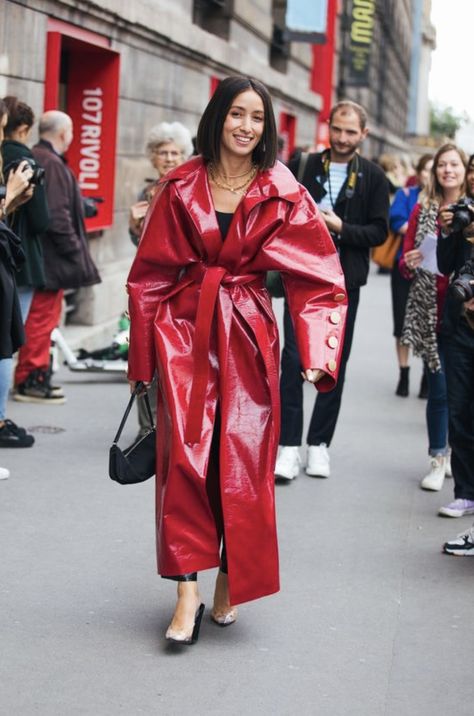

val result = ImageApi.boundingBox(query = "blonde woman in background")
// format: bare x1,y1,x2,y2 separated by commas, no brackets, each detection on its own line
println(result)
399,143,467,496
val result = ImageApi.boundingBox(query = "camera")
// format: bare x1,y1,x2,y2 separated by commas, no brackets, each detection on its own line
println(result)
447,197,474,233
82,195,104,219
3,157,45,186
450,259,474,303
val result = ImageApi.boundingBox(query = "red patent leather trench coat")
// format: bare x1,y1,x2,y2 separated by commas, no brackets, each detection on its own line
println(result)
127,157,347,605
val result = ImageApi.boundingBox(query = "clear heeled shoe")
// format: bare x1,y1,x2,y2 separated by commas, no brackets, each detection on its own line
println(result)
211,569,237,626
210,607,238,627
166,603,205,645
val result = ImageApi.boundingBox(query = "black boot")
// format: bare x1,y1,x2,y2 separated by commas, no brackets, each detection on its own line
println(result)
418,368,428,399
395,366,410,397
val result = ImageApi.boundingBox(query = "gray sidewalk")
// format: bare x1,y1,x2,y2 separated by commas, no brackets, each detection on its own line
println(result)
1,268,473,716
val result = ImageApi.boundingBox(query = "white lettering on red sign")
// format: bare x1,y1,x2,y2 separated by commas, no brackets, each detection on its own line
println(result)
79,88,103,190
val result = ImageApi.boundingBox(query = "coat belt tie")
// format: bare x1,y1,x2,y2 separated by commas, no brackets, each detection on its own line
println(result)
184,264,267,445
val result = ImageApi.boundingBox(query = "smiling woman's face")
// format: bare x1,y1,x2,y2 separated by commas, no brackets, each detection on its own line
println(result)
435,149,466,194
220,90,264,162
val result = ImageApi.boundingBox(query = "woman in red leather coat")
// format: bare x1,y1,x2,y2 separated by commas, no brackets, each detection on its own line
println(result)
127,76,347,645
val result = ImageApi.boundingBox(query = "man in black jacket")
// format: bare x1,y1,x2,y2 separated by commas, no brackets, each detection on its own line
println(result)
275,100,389,481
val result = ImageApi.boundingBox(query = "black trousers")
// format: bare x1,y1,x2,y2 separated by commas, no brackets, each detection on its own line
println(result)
279,287,360,447
444,318,474,500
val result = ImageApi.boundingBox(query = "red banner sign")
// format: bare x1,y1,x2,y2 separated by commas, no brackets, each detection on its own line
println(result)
44,25,119,231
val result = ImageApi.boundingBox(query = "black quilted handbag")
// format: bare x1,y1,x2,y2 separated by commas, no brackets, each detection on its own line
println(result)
109,383,156,485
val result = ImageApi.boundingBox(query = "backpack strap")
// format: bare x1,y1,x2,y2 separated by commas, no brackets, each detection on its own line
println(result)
297,152,309,183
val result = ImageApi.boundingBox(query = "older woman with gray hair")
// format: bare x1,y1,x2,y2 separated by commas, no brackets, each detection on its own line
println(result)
129,121,193,242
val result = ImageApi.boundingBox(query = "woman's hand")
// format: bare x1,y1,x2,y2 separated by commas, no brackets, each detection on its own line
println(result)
438,207,454,234
404,248,423,271
128,380,152,395
301,369,325,384
129,200,149,235
4,160,34,213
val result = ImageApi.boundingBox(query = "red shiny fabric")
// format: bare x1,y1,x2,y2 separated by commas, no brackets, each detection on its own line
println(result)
127,157,347,605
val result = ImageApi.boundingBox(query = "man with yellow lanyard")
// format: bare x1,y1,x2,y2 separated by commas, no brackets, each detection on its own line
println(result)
275,100,390,481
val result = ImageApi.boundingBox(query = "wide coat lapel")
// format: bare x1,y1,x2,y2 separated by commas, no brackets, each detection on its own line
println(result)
167,158,223,263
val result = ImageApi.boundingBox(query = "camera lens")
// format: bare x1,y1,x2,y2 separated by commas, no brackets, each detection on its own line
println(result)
450,275,474,302
451,210,471,233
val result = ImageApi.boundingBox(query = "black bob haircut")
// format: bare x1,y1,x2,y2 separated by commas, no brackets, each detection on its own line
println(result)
196,76,277,170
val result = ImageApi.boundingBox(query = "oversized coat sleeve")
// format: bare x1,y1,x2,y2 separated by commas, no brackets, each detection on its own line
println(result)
258,187,348,392
126,181,196,382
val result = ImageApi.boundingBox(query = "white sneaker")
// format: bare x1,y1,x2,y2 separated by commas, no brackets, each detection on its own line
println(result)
0,466,10,480
306,444,330,478
275,446,301,481
445,451,452,478
420,455,446,491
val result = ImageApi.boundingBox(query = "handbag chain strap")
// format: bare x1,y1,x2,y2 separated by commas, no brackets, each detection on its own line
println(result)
112,382,155,445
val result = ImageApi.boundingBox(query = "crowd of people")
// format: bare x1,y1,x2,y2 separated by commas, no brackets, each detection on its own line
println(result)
1,78,474,646
0,98,100,463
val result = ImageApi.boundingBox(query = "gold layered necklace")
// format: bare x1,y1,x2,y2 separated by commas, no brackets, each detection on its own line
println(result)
209,163,257,195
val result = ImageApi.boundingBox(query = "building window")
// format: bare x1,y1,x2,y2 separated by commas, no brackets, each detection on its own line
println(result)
193,0,233,40
270,0,289,73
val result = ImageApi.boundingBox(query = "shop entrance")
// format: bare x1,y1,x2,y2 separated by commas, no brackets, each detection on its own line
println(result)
44,19,120,232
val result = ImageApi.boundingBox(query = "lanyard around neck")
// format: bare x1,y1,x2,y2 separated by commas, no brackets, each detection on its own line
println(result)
322,150,359,205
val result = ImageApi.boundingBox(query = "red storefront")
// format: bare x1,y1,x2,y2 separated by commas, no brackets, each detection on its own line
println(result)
44,19,120,231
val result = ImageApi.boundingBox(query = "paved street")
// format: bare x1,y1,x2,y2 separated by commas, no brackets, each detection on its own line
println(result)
1,268,473,716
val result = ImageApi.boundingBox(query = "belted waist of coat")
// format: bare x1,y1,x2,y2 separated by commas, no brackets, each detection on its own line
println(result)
183,264,274,445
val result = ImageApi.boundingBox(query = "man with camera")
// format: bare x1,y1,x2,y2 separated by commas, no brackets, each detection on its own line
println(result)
275,100,389,481
13,111,100,404
436,199,474,540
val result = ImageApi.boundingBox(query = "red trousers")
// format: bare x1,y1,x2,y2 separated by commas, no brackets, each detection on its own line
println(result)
15,289,63,385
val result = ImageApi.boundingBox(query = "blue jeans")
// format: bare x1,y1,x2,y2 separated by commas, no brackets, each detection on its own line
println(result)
0,358,13,420
17,286,34,322
425,338,448,456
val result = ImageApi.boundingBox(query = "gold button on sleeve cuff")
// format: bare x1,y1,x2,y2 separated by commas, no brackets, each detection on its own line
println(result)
328,336,338,349
334,293,345,302
327,359,337,372
329,311,341,324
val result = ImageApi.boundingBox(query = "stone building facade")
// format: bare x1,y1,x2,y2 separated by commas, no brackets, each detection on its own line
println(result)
0,0,433,334
0,0,324,334
336,0,433,157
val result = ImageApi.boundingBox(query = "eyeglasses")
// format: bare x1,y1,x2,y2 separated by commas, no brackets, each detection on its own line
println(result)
154,150,182,158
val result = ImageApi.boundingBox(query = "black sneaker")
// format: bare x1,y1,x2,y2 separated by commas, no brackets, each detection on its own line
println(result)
0,421,35,448
39,368,65,397
13,369,66,405
3,419,27,437
443,526,474,556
